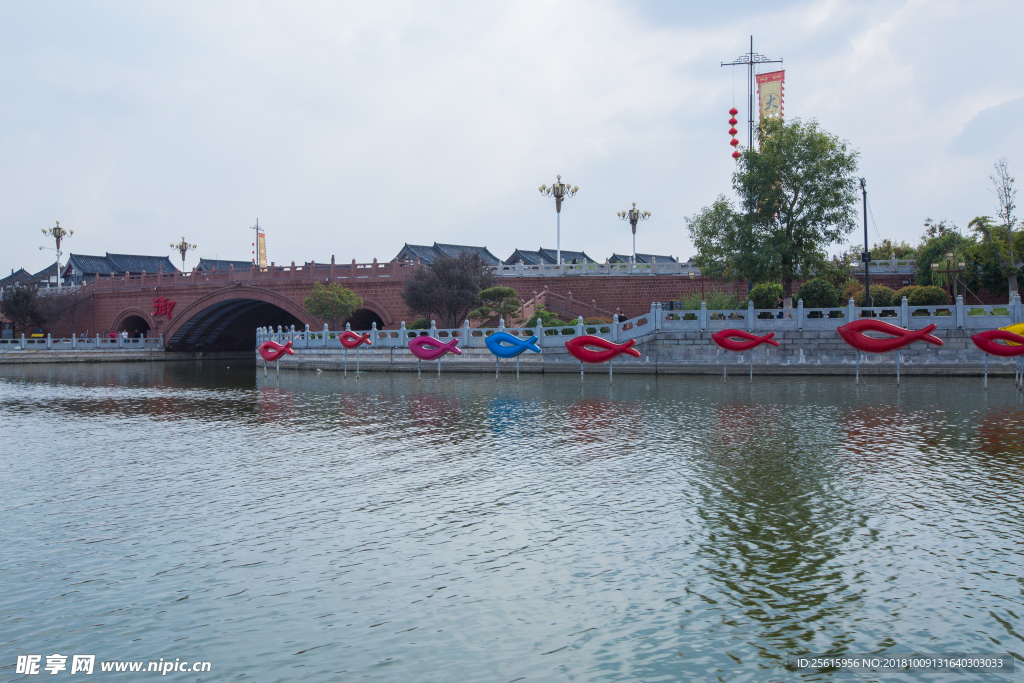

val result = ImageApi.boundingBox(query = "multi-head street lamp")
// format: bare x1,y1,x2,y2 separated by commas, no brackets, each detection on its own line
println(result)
617,203,651,264
538,175,579,266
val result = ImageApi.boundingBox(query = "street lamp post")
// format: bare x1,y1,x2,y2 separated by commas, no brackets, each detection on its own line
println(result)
931,252,966,304
538,175,578,266
617,203,651,264
40,221,73,290
171,237,198,272
688,270,705,301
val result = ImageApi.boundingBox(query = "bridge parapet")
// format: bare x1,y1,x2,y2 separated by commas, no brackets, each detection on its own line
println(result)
82,258,711,291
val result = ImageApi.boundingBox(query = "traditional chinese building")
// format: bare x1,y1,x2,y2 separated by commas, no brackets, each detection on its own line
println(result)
607,253,680,264
505,247,596,265
394,243,503,266
196,258,253,272
62,253,179,285
0,268,33,291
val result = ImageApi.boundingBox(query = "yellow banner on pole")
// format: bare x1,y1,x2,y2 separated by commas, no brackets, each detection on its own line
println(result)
756,70,784,120
256,232,267,269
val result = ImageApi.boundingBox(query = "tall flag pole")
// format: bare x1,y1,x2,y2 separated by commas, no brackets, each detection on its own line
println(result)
251,219,267,269
721,36,783,150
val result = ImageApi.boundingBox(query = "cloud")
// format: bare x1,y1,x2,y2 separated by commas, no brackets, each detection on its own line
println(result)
1,0,1023,274
950,96,1024,158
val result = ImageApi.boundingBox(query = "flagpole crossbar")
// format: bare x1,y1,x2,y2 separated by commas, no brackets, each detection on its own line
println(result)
720,36,783,150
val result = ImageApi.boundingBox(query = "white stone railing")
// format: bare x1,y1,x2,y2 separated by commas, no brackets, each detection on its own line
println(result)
259,294,1022,351
493,260,692,277
0,334,163,351
658,295,1021,332
258,308,657,351
851,257,916,274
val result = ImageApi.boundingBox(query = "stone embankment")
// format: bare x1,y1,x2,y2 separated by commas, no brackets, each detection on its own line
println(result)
259,329,1019,377
257,295,1024,377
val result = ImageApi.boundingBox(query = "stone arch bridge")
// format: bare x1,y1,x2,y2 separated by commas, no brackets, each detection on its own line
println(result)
62,259,906,351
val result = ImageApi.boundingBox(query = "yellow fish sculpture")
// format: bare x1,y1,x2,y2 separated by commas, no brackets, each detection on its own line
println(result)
1000,322,1024,346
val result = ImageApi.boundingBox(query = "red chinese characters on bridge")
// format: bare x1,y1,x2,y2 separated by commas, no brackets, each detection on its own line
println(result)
152,297,176,319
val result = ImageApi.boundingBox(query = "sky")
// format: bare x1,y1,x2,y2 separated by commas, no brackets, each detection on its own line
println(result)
2,0,1022,276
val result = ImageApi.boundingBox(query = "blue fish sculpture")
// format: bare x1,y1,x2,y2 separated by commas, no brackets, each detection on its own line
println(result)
485,332,542,358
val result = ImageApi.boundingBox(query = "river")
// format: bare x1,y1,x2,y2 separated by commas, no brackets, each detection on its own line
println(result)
1,362,1021,681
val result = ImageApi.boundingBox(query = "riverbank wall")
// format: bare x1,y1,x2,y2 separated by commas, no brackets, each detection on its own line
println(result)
0,350,251,364
257,329,1021,377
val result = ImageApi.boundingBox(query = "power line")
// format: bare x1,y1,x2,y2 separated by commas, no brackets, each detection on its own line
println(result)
866,196,883,246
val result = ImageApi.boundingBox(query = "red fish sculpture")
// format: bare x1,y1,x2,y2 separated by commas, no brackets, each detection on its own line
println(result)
339,331,373,349
837,319,943,353
970,329,1024,357
565,336,641,364
259,340,294,362
711,329,780,352
408,336,461,361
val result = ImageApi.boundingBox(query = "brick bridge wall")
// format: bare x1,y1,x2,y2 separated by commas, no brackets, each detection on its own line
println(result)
55,264,927,338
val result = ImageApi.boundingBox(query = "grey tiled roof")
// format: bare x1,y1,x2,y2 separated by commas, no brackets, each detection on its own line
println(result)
432,243,502,265
608,253,678,264
26,262,59,284
396,243,502,266
64,253,179,276
197,258,252,271
0,268,31,287
396,243,441,264
506,248,595,265
106,253,178,274
64,254,116,275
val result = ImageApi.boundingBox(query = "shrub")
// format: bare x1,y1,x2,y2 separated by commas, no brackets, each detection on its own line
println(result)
674,292,703,310
705,291,743,310
797,278,839,308
892,286,919,303
907,285,948,306
750,282,783,310
408,318,429,330
525,309,568,328
854,285,895,307
840,280,863,305
584,317,612,325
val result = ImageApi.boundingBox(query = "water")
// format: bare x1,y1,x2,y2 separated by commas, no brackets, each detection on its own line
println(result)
1,362,1022,682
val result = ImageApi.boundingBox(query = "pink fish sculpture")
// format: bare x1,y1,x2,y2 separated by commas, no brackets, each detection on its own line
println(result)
259,340,294,362
408,336,461,361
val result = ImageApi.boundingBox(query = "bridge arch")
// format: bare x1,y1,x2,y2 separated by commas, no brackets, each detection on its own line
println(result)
163,286,317,351
112,308,156,337
348,297,393,329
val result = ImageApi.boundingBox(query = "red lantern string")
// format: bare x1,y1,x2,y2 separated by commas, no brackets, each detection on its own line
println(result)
728,107,740,159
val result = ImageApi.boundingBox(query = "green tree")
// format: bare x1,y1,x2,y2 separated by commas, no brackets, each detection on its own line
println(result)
468,286,522,324
687,118,860,305
808,252,857,293
685,197,772,284
974,160,1022,296
303,282,363,330
916,230,968,288
922,217,959,239
401,251,495,328
870,238,917,259
1,286,44,335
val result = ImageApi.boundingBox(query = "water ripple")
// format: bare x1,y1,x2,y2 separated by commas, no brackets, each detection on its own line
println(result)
0,363,1021,682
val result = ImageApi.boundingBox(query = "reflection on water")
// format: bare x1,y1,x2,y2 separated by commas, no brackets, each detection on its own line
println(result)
0,361,1022,682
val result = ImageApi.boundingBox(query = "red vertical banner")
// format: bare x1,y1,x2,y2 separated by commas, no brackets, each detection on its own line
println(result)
756,70,785,121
